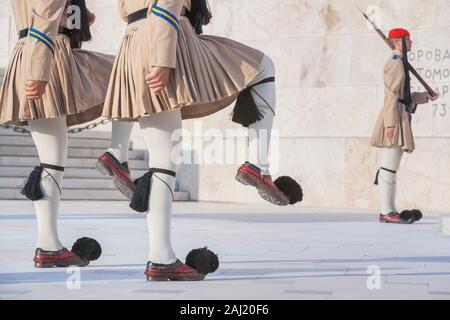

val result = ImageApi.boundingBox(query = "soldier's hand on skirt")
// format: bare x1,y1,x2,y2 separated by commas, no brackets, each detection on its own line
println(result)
25,81,47,100
145,67,171,94
428,92,439,101
386,126,395,139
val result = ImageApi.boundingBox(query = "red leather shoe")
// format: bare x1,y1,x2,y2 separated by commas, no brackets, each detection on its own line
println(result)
236,162,289,206
96,152,135,199
34,248,89,268
144,260,205,281
257,176,290,206
379,212,407,224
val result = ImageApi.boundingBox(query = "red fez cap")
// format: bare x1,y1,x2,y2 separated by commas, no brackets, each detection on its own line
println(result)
388,28,410,39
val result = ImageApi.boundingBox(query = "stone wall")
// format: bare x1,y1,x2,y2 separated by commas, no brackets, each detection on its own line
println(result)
1,0,449,211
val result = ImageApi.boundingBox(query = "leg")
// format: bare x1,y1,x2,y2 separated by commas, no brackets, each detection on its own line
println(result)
138,110,181,265
390,151,403,213
106,121,134,163
235,55,303,206
377,147,403,222
97,121,135,198
247,55,276,176
27,117,101,267
28,117,68,251
134,110,204,281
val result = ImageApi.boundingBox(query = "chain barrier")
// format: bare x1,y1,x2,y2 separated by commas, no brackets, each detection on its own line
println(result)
0,119,111,135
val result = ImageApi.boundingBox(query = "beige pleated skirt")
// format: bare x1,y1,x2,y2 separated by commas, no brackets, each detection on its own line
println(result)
103,16,265,121
370,105,415,153
0,34,115,127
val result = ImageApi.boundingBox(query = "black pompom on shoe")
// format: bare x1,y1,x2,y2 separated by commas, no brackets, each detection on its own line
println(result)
400,210,423,224
185,247,219,275
71,237,102,262
410,209,423,223
399,210,413,223
274,176,303,205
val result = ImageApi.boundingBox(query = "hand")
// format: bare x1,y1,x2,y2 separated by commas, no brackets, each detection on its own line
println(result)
25,81,47,100
145,67,171,94
386,126,395,139
428,93,439,101
88,10,96,26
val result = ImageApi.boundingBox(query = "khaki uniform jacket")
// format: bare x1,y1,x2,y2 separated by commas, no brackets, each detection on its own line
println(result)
0,0,115,126
370,51,429,153
14,0,66,82
118,0,188,69
103,0,264,121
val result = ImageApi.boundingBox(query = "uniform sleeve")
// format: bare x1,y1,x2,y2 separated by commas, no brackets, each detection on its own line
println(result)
411,92,429,105
383,60,404,128
149,0,183,68
118,0,128,22
26,0,66,82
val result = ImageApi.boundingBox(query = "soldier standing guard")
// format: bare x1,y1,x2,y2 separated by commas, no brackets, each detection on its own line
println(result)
371,28,439,224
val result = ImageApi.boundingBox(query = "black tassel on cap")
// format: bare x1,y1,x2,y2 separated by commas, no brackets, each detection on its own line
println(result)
130,169,177,213
274,176,303,205
21,165,45,201
231,77,275,128
185,247,219,275
72,237,102,261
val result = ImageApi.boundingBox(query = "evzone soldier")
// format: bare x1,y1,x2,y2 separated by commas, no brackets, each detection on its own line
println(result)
371,28,439,224
98,0,303,281
0,0,112,267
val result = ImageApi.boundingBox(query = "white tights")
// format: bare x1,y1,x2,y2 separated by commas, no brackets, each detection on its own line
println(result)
106,121,134,163
378,147,403,215
247,55,276,176
138,110,182,264
28,117,68,251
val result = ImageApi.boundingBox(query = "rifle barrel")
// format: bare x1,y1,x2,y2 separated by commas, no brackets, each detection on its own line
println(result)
354,2,437,96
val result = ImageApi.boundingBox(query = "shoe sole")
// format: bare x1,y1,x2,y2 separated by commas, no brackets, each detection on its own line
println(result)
96,159,135,199
236,170,289,206
34,261,89,268
257,189,289,206
379,219,410,225
145,274,205,281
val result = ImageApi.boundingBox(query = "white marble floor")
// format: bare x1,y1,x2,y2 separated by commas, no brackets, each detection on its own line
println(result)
0,201,449,300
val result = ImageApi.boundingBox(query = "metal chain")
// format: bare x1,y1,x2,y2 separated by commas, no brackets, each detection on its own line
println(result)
0,124,30,134
0,119,111,135
67,119,111,134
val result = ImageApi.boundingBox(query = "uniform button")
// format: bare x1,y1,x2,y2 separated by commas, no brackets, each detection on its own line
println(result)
131,27,138,31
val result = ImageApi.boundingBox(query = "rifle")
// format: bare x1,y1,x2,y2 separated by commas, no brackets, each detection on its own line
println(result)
352,1,437,97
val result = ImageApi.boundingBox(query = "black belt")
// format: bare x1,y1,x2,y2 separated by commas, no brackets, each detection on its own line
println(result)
127,7,186,25
18,27,72,39
128,8,149,25
18,28,28,39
